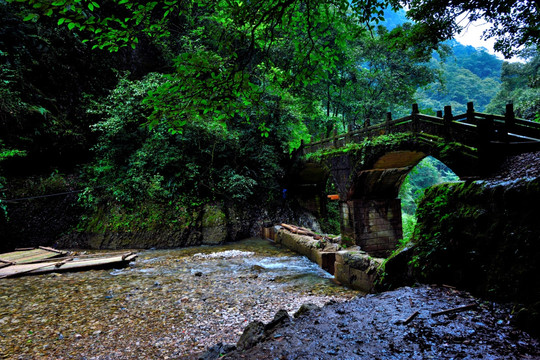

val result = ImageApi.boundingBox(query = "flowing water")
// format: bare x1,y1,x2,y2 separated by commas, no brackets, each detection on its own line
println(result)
0,238,360,359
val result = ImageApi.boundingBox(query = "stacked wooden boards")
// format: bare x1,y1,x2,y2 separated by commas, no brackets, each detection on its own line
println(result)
0,247,137,279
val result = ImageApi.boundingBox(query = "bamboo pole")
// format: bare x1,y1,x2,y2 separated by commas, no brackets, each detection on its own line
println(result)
431,303,477,317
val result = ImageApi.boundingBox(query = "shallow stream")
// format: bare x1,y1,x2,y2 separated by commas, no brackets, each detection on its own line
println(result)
0,238,360,359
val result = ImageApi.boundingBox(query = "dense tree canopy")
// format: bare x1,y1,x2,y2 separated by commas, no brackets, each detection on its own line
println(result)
416,41,503,114
5,0,397,131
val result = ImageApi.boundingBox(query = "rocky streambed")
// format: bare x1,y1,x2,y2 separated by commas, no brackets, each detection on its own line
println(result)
0,238,359,359
2,237,539,360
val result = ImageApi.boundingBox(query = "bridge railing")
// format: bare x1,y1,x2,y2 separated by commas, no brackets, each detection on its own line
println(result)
300,102,540,156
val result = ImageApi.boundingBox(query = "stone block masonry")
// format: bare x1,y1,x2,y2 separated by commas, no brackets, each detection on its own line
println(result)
341,198,402,257
274,230,336,275
334,250,383,293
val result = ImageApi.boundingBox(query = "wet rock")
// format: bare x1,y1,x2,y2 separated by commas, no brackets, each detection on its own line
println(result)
411,176,540,335
295,212,322,233
265,309,290,330
198,342,236,360
223,285,540,359
201,204,227,245
236,321,266,351
237,310,291,351
251,264,265,272
293,303,320,318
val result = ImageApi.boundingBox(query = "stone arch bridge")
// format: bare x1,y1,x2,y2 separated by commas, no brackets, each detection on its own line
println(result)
289,103,540,257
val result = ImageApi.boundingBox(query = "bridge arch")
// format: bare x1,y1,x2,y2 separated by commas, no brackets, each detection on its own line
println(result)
292,137,471,256
329,137,473,256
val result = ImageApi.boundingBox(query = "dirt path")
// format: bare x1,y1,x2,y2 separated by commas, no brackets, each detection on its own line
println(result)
199,285,539,359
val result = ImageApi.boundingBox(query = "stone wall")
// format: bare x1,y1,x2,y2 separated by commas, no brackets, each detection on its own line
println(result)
274,230,336,275
334,250,383,292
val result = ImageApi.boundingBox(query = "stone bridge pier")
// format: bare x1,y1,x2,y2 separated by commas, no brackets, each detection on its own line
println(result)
340,198,402,257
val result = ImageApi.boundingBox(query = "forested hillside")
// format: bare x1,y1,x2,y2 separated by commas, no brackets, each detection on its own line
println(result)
383,7,504,115
416,40,503,114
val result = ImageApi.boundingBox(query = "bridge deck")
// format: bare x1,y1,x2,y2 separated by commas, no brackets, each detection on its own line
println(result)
301,103,540,157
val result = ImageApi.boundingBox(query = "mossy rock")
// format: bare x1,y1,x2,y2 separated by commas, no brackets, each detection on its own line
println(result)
410,178,540,307
201,203,227,245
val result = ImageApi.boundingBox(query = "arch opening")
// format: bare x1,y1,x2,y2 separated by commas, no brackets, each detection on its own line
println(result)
319,175,341,235
398,156,459,241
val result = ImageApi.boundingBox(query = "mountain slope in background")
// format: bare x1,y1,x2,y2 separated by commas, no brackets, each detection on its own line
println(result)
382,8,503,114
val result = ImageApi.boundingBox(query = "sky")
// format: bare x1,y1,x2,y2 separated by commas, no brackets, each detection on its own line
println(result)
454,19,523,62
455,20,494,52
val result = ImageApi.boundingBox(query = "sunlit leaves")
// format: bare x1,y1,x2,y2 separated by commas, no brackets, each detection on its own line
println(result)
7,0,179,52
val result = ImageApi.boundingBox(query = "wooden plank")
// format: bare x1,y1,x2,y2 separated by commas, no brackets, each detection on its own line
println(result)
431,303,477,317
38,246,66,254
0,248,67,264
0,253,137,279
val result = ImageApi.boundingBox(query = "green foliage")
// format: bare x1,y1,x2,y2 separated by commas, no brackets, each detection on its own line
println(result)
408,179,540,310
0,1,133,173
415,41,502,114
407,184,454,276
7,0,399,134
486,49,540,121
401,212,416,243
2,0,492,238
398,156,458,242
80,73,291,230
319,178,340,234
306,133,416,161
399,156,459,215
306,20,439,134
0,147,26,162
0,140,27,217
